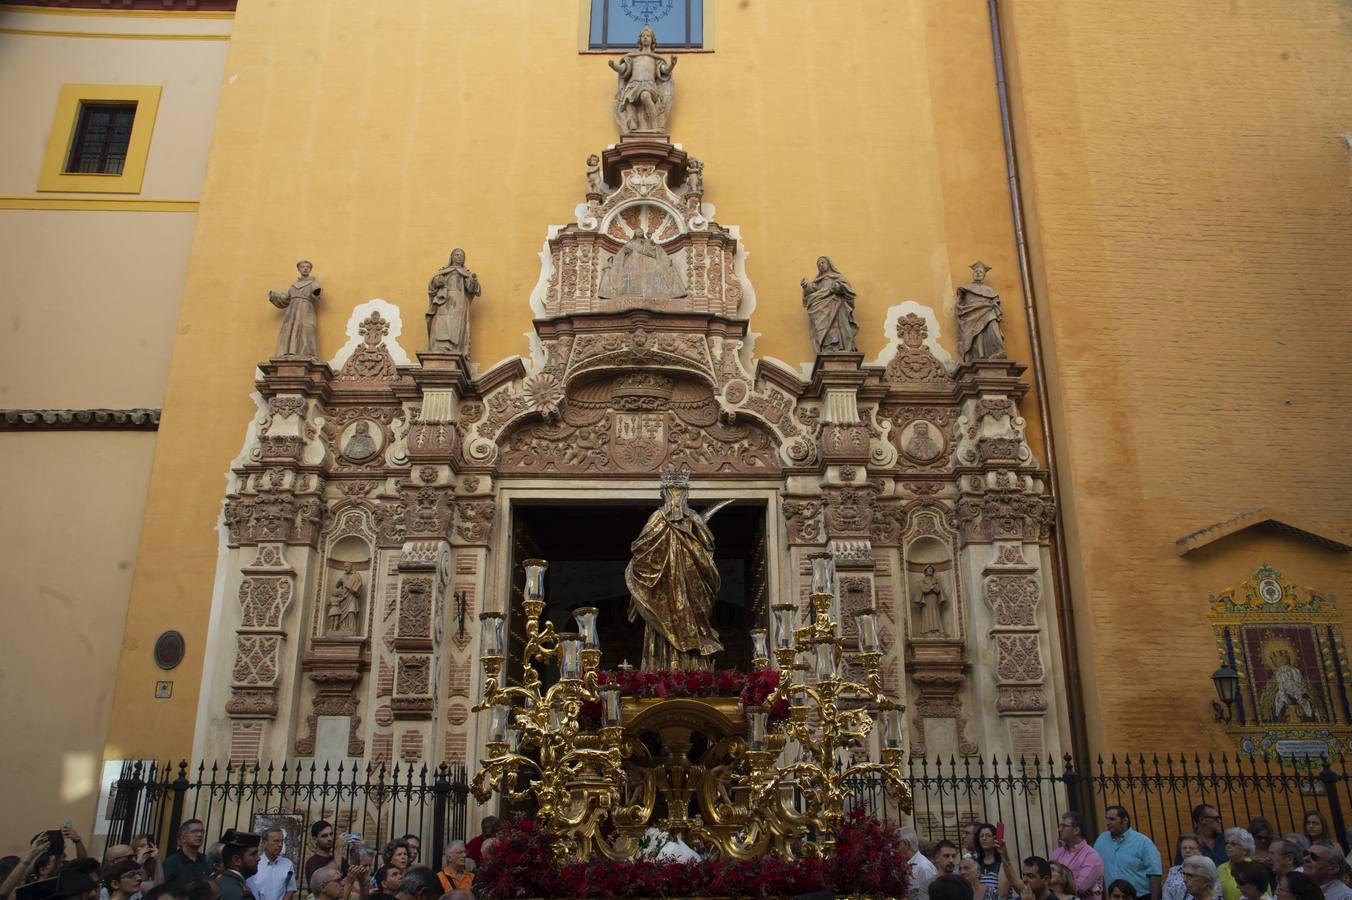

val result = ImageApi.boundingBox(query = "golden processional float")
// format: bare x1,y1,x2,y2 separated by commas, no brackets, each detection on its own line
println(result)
470,552,912,862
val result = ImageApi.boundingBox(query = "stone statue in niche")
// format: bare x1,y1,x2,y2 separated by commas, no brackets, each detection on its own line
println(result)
426,248,481,354
609,26,676,137
625,472,732,671
267,259,321,359
912,565,948,637
326,562,364,635
586,154,604,194
597,229,687,300
955,260,1007,363
801,256,859,353
904,421,942,462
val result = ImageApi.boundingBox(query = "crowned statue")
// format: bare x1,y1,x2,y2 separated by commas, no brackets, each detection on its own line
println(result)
625,472,731,671
609,26,677,137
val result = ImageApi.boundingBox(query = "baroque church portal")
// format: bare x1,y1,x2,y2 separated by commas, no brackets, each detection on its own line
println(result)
201,28,1066,800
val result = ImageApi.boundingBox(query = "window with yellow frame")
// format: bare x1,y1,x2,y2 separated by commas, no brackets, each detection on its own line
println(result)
38,84,161,194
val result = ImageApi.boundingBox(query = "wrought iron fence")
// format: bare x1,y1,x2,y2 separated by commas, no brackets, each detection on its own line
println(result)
108,752,1351,870
108,760,470,869
846,752,1352,861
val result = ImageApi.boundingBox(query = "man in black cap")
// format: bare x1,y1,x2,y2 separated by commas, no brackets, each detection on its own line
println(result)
213,831,260,900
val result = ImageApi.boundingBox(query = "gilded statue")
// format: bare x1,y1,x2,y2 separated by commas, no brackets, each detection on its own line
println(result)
609,26,676,137
801,256,859,353
955,260,1007,363
913,565,947,637
267,259,321,359
625,474,731,671
327,562,364,635
597,229,687,300
426,248,481,354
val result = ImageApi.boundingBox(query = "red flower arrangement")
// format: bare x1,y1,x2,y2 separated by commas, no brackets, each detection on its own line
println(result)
475,812,906,898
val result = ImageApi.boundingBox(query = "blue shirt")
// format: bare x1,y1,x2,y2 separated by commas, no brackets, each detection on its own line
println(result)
1094,827,1163,896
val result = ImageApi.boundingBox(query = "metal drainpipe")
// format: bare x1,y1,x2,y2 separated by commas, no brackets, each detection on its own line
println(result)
985,0,1093,773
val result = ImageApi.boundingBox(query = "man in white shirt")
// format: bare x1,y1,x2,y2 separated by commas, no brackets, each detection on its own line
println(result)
245,828,297,900
1303,842,1352,900
899,826,939,900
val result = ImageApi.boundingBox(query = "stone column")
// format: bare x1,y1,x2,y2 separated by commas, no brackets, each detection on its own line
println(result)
953,359,1059,761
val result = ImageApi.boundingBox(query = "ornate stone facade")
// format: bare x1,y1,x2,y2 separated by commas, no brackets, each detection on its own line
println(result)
198,113,1065,772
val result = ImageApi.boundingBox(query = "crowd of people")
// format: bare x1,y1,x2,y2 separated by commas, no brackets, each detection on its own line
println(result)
2,807,1349,900
0,817,504,900
899,807,1352,900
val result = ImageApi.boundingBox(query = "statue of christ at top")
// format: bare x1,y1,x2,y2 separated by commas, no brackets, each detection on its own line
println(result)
625,472,731,671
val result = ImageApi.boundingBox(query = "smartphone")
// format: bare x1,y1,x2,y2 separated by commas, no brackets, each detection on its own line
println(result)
46,830,65,858
995,821,1005,844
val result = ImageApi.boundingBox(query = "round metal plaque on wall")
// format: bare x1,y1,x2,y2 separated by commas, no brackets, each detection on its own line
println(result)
154,630,185,670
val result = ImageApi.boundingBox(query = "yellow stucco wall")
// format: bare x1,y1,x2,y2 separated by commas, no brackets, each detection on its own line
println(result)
0,9,229,849
103,0,1041,759
0,432,157,855
1002,0,1352,751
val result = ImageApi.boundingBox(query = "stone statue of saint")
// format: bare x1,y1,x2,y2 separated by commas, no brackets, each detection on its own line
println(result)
426,248,481,354
801,256,859,353
625,476,732,671
609,26,677,137
955,260,1007,363
586,154,604,194
267,259,321,359
597,229,687,300
904,421,941,462
913,565,947,637
342,420,378,462
327,562,364,635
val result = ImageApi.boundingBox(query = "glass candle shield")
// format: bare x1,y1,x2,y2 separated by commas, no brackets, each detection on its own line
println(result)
808,552,835,596
771,605,796,650
881,708,904,748
559,633,584,680
814,640,837,681
573,607,600,649
489,703,511,742
854,612,879,652
750,628,769,662
479,613,505,657
523,559,548,602
601,686,622,726
747,707,769,751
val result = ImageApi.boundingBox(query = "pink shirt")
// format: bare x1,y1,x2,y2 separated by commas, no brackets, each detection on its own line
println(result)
1053,839,1105,900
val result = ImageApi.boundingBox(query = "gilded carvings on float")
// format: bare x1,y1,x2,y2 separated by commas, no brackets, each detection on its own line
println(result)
1207,563,1352,758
